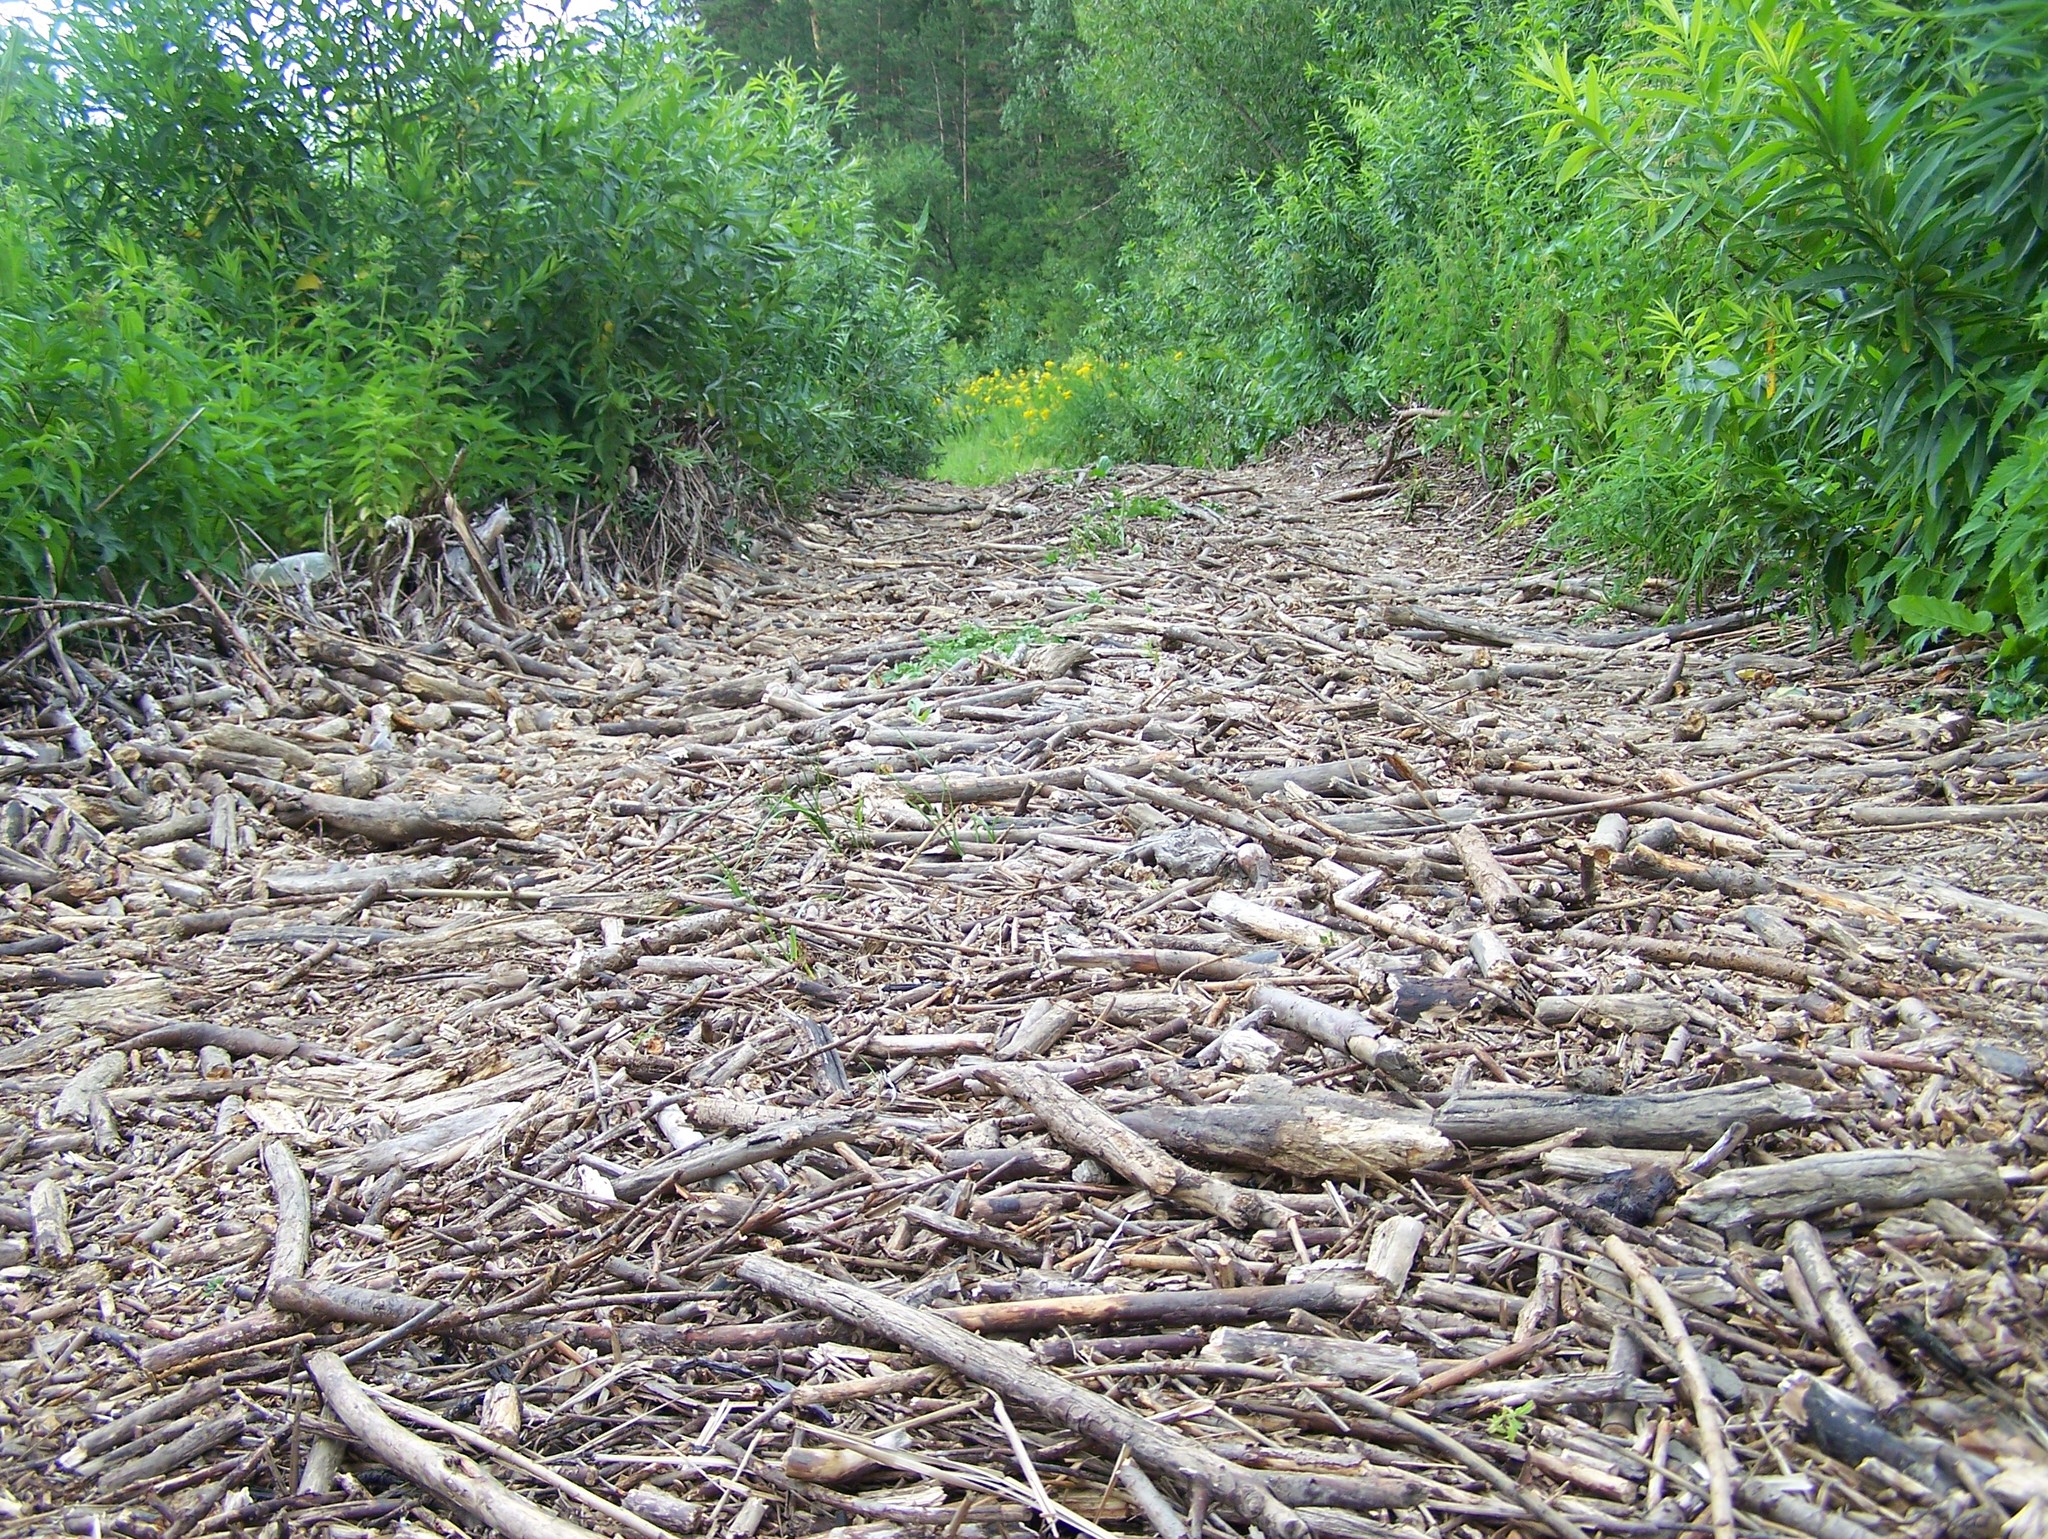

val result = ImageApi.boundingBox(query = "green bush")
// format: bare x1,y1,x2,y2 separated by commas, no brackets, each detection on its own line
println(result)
1063,0,2048,688
0,0,947,598
1524,0,2048,654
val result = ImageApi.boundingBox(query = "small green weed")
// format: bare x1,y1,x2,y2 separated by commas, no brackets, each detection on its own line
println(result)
760,787,842,852
1486,1403,1532,1442
885,622,1048,681
1046,491,1183,562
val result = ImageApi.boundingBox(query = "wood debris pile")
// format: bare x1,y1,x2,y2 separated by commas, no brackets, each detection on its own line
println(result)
3,422,2047,1539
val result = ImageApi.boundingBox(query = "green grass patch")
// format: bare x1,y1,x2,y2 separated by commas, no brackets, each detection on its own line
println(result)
931,421,1061,485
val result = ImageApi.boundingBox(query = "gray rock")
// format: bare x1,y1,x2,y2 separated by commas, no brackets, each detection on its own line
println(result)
1145,823,1234,878
1973,1042,2037,1081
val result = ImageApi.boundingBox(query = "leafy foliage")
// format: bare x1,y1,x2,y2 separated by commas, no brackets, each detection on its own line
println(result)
885,621,1049,680
697,0,1133,359
0,0,947,597
1022,0,2048,688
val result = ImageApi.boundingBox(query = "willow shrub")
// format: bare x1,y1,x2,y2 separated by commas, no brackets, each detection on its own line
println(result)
0,0,946,597
1077,0,2047,693
1523,0,2048,689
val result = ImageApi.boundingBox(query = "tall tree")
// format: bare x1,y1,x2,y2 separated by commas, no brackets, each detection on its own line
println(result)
697,0,1133,354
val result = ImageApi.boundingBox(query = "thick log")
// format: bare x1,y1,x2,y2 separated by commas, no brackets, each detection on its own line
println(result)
1449,824,1525,918
736,1254,1311,1539
1436,1076,1815,1149
1677,1146,2005,1226
108,1019,354,1065
262,1142,311,1298
1117,1100,1450,1180
241,776,521,845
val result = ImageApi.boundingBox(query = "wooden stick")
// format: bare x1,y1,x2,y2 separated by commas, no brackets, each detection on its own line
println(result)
1088,766,1326,861
979,1061,1278,1228
1677,1146,2005,1226
1323,1387,1593,1539
736,1255,1310,1539
1245,985,1433,1088
361,1379,670,1539
1551,926,1823,988
939,1283,1376,1335
1437,1076,1814,1149
308,1351,602,1539
1846,800,2048,827
1390,1326,1562,1407
1783,1222,1909,1418
1449,823,1525,918
612,1113,866,1201
1602,1236,1735,1539
141,1308,297,1378
262,1141,310,1298
240,775,518,845
1117,1099,1450,1180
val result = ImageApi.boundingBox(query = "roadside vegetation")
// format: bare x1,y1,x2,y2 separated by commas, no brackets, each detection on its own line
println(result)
4,0,2044,701
0,0,945,598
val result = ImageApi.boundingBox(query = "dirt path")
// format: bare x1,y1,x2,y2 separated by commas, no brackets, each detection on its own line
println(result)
5,424,2047,1537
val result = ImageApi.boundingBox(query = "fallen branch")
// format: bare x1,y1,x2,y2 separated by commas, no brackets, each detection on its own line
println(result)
735,1254,1311,1539
980,1060,1280,1228
240,776,523,845
1783,1221,1909,1417
939,1282,1380,1335
1602,1236,1735,1539
307,1350,602,1539
1677,1145,2005,1226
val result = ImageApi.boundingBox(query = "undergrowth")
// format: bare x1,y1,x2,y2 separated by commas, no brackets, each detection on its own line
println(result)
883,622,1049,681
1021,0,2048,700
0,0,946,599
1046,491,1184,561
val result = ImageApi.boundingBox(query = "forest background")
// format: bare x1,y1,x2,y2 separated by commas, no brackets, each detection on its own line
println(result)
1,0,2045,700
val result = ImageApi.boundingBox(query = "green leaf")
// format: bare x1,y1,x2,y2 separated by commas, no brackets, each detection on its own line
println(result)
1888,593,1995,635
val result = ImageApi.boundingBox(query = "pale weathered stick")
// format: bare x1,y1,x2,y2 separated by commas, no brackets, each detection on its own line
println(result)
308,1350,602,1539
1783,1221,1908,1418
262,1141,310,1298
612,1113,866,1202
1677,1146,2004,1226
1449,823,1525,918
240,775,519,844
1245,984,1434,1087
1603,1236,1735,1539
979,1061,1278,1228
360,1379,670,1539
735,1254,1310,1539
1118,1099,1449,1180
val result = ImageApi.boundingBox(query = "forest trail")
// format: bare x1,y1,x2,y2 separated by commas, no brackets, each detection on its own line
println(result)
5,423,2048,1538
